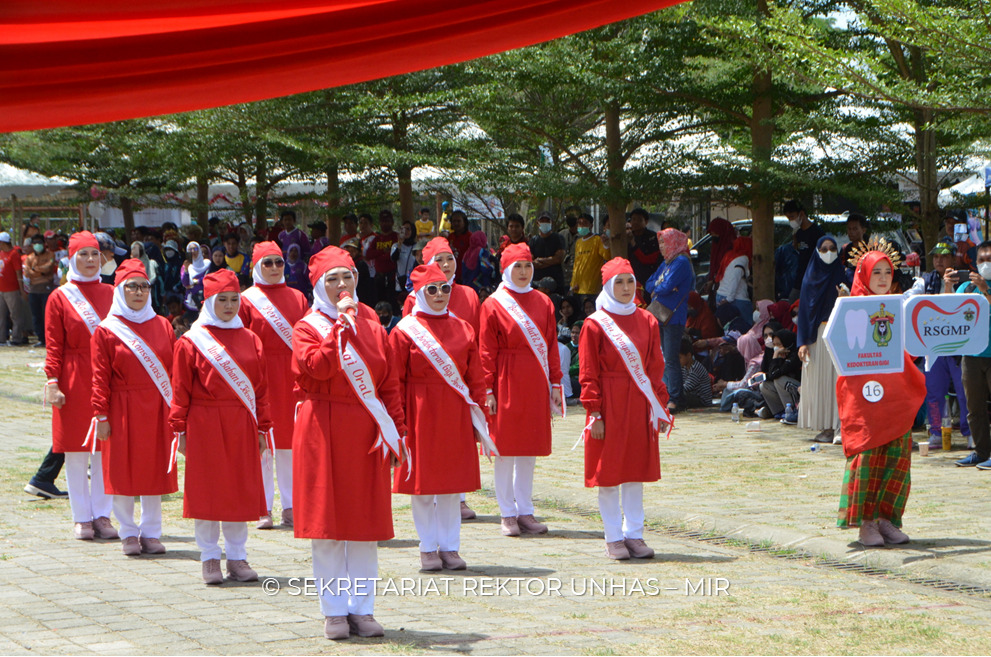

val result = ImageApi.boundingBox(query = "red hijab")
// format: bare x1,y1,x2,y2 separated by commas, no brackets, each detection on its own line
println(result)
686,291,722,339
707,218,737,282
837,250,925,457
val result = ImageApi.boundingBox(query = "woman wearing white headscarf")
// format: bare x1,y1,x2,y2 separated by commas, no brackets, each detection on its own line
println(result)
180,241,209,311
579,258,670,560
91,259,177,556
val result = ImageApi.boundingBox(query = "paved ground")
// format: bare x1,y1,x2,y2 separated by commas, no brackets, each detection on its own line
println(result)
2,344,991,654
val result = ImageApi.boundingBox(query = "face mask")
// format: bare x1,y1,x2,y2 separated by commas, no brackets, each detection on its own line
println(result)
789,219,801,230
765,336,774,349
33,243,44,254
603,229,611,239
752,310,761,323
979,262,991,280
538,222,552,234
101,259,116,276
576,227,590,237
165,249,176,259
818,249,838,265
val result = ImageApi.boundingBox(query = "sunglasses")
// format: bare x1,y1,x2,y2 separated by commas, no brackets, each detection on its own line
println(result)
261,259,285,268
123,282,151,292
425,283,452,296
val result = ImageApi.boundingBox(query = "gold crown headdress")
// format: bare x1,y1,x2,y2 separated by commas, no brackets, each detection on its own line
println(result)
847,235,903,269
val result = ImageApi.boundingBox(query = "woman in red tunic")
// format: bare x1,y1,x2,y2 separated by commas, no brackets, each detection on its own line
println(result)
390,263,491,572
479,243,563,537
836,243,926,546
45,231,115,541
238,241,310,530
402,236,483,520
579,258,671,560
291,246,406,640
91,260,178,556
169,269,272,585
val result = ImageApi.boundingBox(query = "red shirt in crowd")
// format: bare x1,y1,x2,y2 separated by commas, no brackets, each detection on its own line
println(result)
0,247,23,293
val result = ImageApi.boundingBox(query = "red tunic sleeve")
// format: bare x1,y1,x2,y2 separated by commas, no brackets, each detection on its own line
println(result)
478,300,500,392
292,319,342,381
168,338,195,434
90,326,113,418
463,327,487,408
578,319,604,414
387,326,412,403
44,291,66,381
251,332,273,433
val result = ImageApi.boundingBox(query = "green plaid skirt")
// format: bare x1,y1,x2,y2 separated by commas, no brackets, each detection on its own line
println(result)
837,432,912,528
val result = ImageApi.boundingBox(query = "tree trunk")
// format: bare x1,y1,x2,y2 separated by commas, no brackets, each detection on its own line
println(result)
120,195,135,236
195,174,209,230
326,162,342,243
254,157,268,233
915,110,941,268
396,164,415,224
604,101,628,258
749,0,775,303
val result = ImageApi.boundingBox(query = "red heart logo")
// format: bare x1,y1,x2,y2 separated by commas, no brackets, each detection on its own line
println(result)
912,299,981,350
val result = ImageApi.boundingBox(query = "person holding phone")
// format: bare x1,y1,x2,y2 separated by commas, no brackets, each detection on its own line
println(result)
758,329,801,424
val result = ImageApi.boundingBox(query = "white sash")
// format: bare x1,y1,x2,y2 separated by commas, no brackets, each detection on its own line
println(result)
60,282,102,334
183,326,257,423
396,316,498,456
242,286,294,350
588,310,672,436
302,312,404,460
101,317,173,405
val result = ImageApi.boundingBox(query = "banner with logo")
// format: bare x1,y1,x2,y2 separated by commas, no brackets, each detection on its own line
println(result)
823,295,905,376
904,293,989,358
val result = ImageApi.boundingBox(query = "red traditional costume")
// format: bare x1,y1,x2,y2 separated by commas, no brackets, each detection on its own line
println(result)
836,247,926,546
579,258,671,560
479,243,562,536
46,231,115,539
402,237,481,336
91,259,177,555
239,241,309,528
291,246,405,635
389,264,492,571
169,268,272,584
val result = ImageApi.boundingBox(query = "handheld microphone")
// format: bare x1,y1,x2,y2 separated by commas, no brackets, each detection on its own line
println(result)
340,291,357,318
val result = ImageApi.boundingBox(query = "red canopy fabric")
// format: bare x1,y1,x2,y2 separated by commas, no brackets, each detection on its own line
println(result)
0,0,681,133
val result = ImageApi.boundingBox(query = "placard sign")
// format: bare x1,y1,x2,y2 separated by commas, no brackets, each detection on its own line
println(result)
904,293,989,358
823,295,905,376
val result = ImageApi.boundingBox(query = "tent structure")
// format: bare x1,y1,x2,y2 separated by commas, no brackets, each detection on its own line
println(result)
0,0,682,133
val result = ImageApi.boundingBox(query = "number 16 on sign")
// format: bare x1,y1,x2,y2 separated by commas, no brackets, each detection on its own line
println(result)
862,381,884,402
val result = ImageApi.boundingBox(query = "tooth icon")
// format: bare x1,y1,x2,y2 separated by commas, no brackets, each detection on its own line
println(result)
845,309,869,350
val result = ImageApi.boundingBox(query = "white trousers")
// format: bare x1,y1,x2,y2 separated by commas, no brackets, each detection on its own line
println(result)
112,495,162,539
261,448,293,512
597,483,645,543
194,520,248,562
411,494,461,552
493,456,536,517
311,540,377,617
64,451,112,523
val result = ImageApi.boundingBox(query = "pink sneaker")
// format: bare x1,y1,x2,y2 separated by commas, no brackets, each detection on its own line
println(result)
517,514,548,534
858,520,884,547
460,501,476,520
121,536,141,556
500,516,520,537
73,521,94,540
257,513,274,530
439,550,467,570
202,559,223,585
605,540,631,560
226,559,258,582
140,537,167,554
420,551,443,572
623,537,655,559
347,614,384,637
324,616,349,640
877,518,910,544
92,516,119,540
281,508,293,527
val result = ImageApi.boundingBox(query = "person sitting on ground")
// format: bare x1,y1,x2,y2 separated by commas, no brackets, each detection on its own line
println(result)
679,337,713,409
756,329,802,424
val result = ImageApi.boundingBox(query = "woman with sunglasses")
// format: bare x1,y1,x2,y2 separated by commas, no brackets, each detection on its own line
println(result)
579,258,671,560
45,231,116,540
402,236,483,519
291,246,406,640
390,263,493,572
170,269,273,585
238,242,310,530
479,243,563,537
91,260,178,556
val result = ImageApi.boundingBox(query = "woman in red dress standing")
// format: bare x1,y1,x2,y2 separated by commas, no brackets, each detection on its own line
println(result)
402,236,483,520
169,269,272,585
45,231,116,540
479,243,563,537
390,263,494,572
836,242,926,546
238,241,309,530
579,258,671,560
291,246,406,640
91,260,178,556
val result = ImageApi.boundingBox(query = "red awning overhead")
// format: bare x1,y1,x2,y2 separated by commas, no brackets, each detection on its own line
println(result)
0,0,682,133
